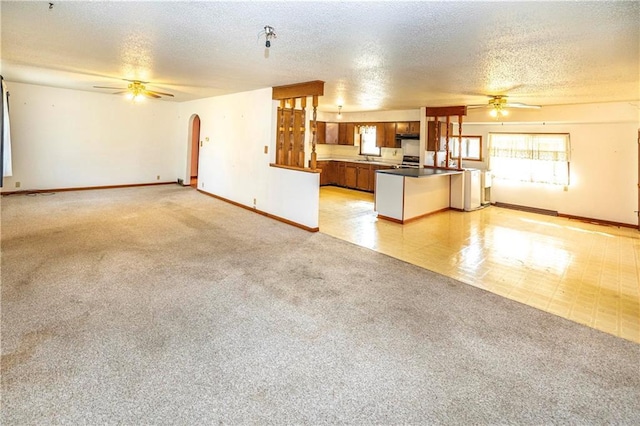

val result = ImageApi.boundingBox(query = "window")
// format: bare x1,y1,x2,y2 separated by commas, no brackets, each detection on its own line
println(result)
489,133,570,185
359,125,380,156
449,136,482,161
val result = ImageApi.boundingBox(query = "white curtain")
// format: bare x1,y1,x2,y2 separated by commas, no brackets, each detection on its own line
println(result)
489,133,570,185
2,79,12,177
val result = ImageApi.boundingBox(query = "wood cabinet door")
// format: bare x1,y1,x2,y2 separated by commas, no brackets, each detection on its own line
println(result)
316,161,328,185
374,123,386,147
326,122,338,144
325,161,335,185
408,121,420,134
384,122,398,148
345,164,358,188
314,121,326,144
395,122,409,134
357,164,371,191
339,123,356,145
337,162,346,186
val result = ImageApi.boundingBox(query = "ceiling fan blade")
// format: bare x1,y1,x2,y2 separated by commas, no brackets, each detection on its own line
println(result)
504,102,541,109
142,92,161,99
93,85,126,90
123,78,149,84
145,90,174,97
467,104,489,109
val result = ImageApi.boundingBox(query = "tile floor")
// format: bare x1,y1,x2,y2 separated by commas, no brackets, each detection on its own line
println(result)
319,186,640,343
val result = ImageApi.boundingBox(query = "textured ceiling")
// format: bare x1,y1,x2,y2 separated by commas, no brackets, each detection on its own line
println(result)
1,1,639,112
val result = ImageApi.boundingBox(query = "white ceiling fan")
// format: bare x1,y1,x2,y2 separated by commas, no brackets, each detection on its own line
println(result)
468,95,541,117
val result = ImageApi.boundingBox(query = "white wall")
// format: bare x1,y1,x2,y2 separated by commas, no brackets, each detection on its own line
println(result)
1,82,180,191
177,88,319,230
462,102,639,225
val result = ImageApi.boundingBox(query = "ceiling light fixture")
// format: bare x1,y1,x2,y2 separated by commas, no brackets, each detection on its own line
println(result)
489,96,509,118
125,81,146,102
337,105,343,119
489,105,508,118
263,25,276,48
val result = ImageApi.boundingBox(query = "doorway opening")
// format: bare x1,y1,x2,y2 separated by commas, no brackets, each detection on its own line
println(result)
189,114,201,188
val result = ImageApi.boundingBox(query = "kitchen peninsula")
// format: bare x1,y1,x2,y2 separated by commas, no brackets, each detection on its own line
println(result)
375,168,464,223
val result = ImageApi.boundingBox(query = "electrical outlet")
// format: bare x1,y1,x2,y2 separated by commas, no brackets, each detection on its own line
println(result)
253,198,257,207
15,181,21,188
264,146,268,154
157,175,160,180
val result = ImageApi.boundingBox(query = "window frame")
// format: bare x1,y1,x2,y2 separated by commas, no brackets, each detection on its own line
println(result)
448,135,483,161
358,125,381,157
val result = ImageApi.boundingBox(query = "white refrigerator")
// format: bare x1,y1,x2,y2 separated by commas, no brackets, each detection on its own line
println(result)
464,169,482,211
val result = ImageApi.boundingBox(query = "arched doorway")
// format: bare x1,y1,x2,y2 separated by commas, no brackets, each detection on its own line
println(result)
189,115,201,188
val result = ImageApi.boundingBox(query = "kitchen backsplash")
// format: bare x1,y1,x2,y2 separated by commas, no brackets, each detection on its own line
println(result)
316,144,403,163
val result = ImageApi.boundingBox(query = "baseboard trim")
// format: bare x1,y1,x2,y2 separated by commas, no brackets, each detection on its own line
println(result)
197,189,319,233
1,181,177,196
493,202,637,229
377,207,450,224
376,214,404,224
557,213,636,229
494,202,558,216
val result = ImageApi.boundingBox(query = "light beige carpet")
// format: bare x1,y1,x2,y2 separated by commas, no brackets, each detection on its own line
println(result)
2,185,639,424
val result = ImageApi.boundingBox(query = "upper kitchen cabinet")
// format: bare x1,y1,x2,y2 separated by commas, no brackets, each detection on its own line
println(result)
382,122,400,148
326,122,339,144
396,121,420,135
427,121,453,151
338,122,355,145
313,121,326,144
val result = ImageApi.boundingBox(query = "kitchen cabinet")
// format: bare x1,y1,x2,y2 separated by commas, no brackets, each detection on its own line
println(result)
396,121,420,135
316,161,330,185
325,161,337,185
316,161,393,193
336,162,346,187
345,163,358,188
378,122,399,148
313,121,326,144
326,122,339,144
356,164,371,191
338,122,356,145
427,121,453,151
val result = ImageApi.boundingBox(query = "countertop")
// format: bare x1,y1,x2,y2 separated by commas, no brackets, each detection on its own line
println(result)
376,168,463,178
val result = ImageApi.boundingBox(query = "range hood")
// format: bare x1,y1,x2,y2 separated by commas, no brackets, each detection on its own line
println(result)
395,133,419,140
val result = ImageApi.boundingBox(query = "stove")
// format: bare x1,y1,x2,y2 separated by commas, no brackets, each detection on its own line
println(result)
398,155,422,168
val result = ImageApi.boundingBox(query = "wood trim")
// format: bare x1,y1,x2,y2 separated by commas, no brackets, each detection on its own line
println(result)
197,189,319,232
378,207,451,224
494,202,558,216
376,214,404,224
1,181,175,196
269,163,320,173
557,213,637,229
493,202,637,229
403,207,450,224
426,106,467,117
272,80,325,100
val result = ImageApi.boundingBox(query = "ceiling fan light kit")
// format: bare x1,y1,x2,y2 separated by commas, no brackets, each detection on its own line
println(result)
93,79,175,102
469,94,541,118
